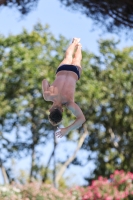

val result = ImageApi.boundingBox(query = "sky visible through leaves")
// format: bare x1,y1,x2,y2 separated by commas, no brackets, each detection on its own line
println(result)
0,0,133,186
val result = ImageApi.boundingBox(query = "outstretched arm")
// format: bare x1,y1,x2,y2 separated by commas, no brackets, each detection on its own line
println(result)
56,102,86,138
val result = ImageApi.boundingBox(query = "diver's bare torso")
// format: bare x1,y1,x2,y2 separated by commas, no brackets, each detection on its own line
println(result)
44,70,78,105
42,38,85,137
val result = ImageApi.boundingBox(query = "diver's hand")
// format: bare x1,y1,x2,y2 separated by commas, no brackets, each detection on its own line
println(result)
55,127,69,138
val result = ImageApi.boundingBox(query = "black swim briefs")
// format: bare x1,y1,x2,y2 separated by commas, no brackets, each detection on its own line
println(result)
56,64,80,79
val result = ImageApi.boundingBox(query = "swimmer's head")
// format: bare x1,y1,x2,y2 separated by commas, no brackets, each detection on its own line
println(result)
48,106,63,126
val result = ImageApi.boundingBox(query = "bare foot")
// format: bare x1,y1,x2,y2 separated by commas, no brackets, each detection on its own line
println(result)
72,38,80,45
76,43,82,49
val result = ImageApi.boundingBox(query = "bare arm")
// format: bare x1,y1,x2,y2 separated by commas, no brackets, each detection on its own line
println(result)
66,102,86,132
42,79,50,101
56,102,86,138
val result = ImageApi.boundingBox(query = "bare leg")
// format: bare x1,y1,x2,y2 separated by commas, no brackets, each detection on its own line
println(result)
71,43,82,68
58,38,80,67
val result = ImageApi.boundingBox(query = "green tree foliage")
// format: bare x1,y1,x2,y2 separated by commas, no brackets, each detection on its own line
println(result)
76,39,133,183
1,23,133,185
0,23,69,182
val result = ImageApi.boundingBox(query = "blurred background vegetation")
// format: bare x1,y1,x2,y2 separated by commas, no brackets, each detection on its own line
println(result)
0,0,133,195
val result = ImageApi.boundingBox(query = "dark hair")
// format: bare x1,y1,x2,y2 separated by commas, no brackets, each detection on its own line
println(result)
49,108,62,126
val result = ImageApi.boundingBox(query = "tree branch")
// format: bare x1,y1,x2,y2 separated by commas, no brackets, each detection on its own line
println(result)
0,0,6,5
0,159,9,184
42,130,58,183
55,125,88,183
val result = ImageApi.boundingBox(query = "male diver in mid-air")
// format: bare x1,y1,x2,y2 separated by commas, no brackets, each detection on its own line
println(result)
42,38,85,138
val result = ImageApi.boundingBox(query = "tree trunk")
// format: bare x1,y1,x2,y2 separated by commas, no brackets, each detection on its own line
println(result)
55,126,88,184
42,148,54,183
0,161,9,184
29,145,35,182
1,166,9,184
53,129,57,188
0,0,6,5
